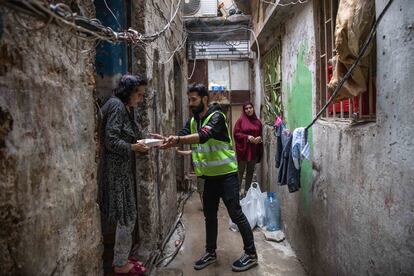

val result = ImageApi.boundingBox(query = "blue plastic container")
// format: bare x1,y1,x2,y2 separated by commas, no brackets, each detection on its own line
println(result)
266,192,281,231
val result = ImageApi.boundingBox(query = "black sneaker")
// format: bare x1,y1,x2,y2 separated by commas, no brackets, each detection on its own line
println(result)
232,252,258,272
193,251,217,270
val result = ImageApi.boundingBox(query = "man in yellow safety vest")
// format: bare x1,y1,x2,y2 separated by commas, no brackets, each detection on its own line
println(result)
160,83,258,272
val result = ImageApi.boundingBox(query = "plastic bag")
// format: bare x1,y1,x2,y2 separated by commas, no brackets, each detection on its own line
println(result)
229,182,266,230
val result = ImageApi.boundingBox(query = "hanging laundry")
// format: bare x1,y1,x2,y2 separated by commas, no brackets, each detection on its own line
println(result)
287,137,301,193
277,125,290,185
291,127,311,168
291,127,306,170
275,121,290,169
274,116,284,168
274,116,283,128
275,125,301,193
301,143,310,160
274,122,284,169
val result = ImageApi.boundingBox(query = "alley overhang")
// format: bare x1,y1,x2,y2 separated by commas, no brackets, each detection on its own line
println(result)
252,1,308,55
232,0,251,14
185,15,252,42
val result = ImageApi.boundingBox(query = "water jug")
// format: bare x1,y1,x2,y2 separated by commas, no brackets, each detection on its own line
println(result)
266,192,281,231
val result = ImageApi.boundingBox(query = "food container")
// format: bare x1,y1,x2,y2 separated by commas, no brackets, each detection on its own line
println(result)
137,139,164,147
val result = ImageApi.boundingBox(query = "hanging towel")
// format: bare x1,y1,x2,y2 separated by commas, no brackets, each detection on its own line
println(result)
292,127,306,169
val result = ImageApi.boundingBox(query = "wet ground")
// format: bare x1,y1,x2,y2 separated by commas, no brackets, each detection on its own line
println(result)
160,193,307,276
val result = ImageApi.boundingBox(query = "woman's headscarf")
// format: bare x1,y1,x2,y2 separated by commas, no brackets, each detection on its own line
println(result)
233,102,263,162
238,102,262,131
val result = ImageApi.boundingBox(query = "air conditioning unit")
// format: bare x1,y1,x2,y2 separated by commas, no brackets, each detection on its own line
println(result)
184,0,218,17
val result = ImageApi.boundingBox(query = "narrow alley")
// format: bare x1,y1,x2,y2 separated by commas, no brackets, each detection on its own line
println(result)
0,0,413,276
165,193,306,276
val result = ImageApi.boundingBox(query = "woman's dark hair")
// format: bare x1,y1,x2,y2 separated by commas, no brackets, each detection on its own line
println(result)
115,73,148,103
187,83,208,98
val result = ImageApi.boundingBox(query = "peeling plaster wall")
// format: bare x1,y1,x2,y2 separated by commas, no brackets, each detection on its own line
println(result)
257,0,414,275
263,3,318,273
309,1,414,274
0,2,102,275
130,0,188,260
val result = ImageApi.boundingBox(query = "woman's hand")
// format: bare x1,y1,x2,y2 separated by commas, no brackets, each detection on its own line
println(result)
248,135,255,143
254,136,262,144
131,142,149,153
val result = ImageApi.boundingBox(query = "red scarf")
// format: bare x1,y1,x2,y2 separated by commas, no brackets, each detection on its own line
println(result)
233,103,263,162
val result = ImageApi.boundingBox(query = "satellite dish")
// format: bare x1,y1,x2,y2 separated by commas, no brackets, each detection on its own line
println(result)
184,0,201,16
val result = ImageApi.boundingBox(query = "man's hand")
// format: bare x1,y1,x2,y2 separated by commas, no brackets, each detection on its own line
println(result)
131,141,149,152
159,135,179,149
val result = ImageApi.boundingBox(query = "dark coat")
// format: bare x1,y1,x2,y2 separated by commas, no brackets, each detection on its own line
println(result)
276,124,300,193
98,96,141,225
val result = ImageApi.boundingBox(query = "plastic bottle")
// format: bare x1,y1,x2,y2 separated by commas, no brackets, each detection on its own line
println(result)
266,192,281,231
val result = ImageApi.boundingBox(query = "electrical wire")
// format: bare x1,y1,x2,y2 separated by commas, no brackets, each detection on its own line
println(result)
0,0,180,44
103,0,121,30
261,0,308,7
188,53,197,80
1,0,187,68
141,0,182,41
133,34,188,65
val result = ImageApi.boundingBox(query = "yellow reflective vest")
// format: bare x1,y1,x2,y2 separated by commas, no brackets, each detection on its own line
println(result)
190,111,238,177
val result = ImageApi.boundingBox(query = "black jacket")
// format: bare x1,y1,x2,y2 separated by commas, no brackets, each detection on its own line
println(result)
178,104,236,179
178,103,230,144
276,124,301,193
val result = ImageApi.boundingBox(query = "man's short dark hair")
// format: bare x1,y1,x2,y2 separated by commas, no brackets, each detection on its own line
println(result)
187,83,208,98
115,73,148,103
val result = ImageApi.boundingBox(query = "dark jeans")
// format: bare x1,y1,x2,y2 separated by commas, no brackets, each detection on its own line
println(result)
203,173,256,255
238,158,257,192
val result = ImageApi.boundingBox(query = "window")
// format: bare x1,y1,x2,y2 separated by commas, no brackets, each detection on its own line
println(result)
262,40,283,125
317,0,376,122
207,60,250,105
187,40,251,60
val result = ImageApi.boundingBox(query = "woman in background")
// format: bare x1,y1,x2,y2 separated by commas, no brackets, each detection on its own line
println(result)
233,103,263,195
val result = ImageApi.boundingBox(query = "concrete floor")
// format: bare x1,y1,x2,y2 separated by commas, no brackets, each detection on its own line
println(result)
166,193,307,276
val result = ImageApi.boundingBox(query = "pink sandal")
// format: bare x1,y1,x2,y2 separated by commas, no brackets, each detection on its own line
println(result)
116,257,146,275
128,256,143,266
114,258,147,276
115,264,146,275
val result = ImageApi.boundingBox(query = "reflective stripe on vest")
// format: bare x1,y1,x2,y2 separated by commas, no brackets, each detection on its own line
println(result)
191,144,233,153
190,111,238,177
192,155,237,167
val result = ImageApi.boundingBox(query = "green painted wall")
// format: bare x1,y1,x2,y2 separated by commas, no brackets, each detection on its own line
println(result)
285,43,313,210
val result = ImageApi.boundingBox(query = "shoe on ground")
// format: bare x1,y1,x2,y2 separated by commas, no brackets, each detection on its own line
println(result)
232,252,258,272
193,251,217,270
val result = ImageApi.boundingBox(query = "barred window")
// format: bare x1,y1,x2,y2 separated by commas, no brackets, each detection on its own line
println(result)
262,40,283,125
317,0,376,122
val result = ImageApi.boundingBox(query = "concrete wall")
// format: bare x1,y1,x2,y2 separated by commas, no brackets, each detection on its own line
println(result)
280,2,315,209
259,3,318,272
254,0,414,275
130,0,188,260
0,2,102,276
